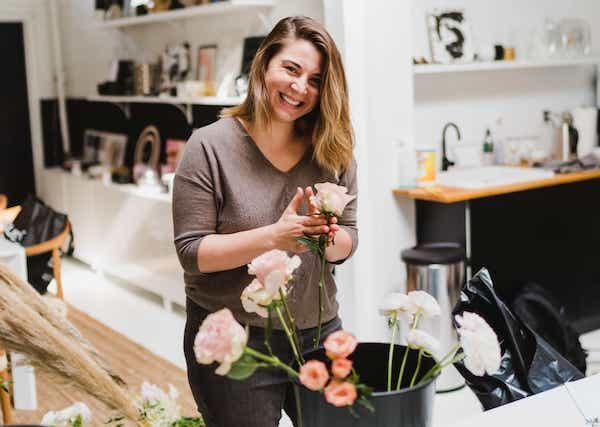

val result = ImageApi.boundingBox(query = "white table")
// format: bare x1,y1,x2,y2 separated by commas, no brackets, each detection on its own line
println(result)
448,374,600,427
0,237,37,410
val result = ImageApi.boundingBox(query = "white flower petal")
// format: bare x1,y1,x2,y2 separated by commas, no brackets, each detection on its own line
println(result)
408,290,441,318
406,329,440,355
456,312,501,376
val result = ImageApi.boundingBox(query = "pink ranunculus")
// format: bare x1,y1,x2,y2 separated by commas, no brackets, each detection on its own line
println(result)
323,330,358,360
324,380,358,407
194,308,248,375
311,182,356,217
299,360,330,391
247,249,301,286
331,358,353,379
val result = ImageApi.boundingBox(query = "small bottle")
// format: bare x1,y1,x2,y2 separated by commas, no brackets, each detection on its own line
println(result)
482,129,495,166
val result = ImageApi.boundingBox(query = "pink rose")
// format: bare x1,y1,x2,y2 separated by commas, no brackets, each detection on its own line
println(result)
194,308,247,375
299,360,330,391
331,358,353,379
324,380,357,407
310,182,356,217
248,249,301,287
323,330,358,360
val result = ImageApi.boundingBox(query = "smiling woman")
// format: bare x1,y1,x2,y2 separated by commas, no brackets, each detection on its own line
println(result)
173,16,358,427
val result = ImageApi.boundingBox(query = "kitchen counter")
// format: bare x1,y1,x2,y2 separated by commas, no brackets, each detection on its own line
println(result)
393,169,600,203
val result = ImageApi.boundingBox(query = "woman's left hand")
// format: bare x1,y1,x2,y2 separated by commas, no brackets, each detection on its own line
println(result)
305,186,339,246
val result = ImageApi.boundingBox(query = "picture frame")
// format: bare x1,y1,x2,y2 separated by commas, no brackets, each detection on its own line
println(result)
426,9,474,64
82,130,127,168
196,44,217,83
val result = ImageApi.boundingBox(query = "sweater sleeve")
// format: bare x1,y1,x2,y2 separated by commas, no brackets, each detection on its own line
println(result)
331,156,358,265
172,133,219,274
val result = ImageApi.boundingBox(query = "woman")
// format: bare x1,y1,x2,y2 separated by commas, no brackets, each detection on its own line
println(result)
173,16,357,427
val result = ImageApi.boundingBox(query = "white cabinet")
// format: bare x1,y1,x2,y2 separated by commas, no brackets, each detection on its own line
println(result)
38,168,184,309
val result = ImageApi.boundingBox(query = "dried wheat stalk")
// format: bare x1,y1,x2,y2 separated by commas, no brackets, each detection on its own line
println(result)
0,263,143,423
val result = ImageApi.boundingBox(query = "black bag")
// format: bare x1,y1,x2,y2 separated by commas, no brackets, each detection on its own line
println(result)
3,195,73,294
452,268,584,410
511,282,587,374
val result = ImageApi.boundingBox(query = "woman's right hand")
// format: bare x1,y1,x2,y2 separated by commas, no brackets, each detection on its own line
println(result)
270,187,330,253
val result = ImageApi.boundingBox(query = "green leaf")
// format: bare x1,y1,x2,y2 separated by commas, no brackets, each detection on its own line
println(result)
227,354,260,380
357,395,375,413
297,236,320,254
171,416,205,427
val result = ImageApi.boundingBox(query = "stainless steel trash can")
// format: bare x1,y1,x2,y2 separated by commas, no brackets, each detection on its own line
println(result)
401,243,466,392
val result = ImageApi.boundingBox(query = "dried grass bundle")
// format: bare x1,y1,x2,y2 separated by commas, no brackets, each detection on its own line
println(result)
0,264,142,423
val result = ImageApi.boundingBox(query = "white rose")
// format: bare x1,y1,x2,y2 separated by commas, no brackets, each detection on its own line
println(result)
41,402,91,426
455,312,502,376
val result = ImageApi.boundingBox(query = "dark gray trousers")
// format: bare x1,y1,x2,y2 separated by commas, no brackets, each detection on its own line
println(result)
183,298,342,427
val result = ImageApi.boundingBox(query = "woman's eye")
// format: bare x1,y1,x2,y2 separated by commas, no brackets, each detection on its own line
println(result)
285,66,297,73
310,78,321,87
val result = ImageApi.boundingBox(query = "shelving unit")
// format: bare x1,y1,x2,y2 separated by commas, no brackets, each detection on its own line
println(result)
96,0,276,29
413,56,600,75
87,94,243,106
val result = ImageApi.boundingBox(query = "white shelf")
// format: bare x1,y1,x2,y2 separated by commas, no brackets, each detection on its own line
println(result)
413,57,600,75
96,0,276,29
87,94,243,106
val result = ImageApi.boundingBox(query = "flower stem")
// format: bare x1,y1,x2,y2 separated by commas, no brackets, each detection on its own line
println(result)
275,305,302,366
396,345,410,390
244,347,299,378
313,237,327,349
418,342,461,385
410,350,423,387
279,289,304,364
387,312,398,392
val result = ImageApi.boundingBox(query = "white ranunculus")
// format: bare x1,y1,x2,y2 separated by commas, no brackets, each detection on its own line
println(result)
408,290,441,319
41,402,92,427
455,312,501,376
138,382,181,426
379,292,416,323
406,329,440,356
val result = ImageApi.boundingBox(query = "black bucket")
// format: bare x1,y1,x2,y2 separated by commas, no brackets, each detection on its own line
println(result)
299,343,437,427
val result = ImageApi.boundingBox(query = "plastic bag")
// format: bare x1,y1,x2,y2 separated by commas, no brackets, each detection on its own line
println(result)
452,268,584,410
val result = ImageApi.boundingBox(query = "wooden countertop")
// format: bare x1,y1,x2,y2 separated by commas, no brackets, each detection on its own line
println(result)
392,169,600,203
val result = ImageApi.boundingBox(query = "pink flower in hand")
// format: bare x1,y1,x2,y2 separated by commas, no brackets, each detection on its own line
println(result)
311,182,356,217
331,358,353,379
324,380,357,407
299,360,330,391
194,308,247,376
248,249,301,287
323,330,358,360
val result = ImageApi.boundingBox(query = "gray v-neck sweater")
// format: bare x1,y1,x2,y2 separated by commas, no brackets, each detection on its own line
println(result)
173,117,358,329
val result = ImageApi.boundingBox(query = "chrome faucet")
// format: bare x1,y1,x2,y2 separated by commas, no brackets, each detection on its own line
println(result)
442,122,461,171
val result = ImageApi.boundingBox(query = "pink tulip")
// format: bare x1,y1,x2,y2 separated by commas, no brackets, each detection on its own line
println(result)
323,330,358,360
331,358,353,379
324,380,358,407
299,360,330,391
194,308,247,375
311,182,356,217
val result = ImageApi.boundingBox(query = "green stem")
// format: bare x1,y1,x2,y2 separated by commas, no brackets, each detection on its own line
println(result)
280,288,304,364
313,238,327,349
396,345,410,390
410,350,423,387
418,343,461,385
292,382,304,427
387,312,398,392
264,307,274,356
275,306,302,366
244,347,299,378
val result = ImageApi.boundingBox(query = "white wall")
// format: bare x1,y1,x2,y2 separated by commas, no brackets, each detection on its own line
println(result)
59,0,324,97
412,0,600,163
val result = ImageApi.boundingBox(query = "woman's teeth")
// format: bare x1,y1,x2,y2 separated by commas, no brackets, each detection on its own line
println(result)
281,93,301,107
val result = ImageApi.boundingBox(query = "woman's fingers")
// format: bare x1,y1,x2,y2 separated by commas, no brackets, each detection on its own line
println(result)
305,186,318,214
304,225,329,235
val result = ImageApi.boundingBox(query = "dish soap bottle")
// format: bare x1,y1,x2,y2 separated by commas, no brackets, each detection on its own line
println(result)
482,129,495,166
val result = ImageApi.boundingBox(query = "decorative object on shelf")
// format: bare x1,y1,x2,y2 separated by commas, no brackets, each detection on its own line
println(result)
196,44,217,96
235,36,265,97
152,0,172,12
161,42,191,96
426,9,474,64
82,130,127,170
134,62,161,96
105,1,123,20
559,18,592,58
133,125,162,191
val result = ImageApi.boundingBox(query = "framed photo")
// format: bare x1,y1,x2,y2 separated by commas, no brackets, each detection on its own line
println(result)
426,9,474,64
196,44,217,82
82,130,127,168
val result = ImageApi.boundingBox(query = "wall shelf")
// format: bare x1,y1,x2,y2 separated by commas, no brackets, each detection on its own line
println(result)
413,57,600,75
96,0,276,29
87,94,243,106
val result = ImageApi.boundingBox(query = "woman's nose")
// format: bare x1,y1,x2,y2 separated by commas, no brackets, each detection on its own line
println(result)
291,80,308,95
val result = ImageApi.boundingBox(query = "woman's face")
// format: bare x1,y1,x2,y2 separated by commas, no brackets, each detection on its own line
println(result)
264,38,323,124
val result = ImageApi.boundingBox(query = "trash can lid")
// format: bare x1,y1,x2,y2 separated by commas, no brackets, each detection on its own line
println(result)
401,242,465,265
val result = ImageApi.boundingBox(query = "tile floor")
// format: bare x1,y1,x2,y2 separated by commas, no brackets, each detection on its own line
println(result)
56,258,600,427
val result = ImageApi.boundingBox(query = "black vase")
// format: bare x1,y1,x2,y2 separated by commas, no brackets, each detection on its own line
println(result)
299,343,437,427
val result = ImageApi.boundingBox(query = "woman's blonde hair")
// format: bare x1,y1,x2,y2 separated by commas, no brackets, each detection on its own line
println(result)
222,16,353,176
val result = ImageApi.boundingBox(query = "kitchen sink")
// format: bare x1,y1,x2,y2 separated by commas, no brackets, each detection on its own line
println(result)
436,166,555,189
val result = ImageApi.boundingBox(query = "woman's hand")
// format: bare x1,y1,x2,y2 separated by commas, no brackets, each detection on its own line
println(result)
304,186,340,246
271,187,329,253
